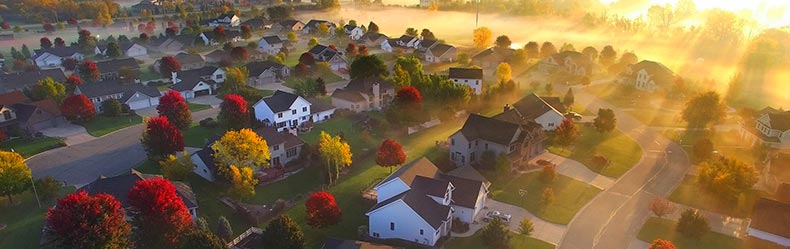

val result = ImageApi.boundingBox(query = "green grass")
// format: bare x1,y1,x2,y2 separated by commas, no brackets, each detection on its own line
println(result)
182,123,223,148
444,231,555,249
669,175,764,218
637,218,745,249
627,109,687,128
583,82,637,108
661,129,744,147
0,187,76,249
548,125,642,178
82,114,143,137
187,102,212,112
0,136,65,158
488,172,601,224
283,70,344,89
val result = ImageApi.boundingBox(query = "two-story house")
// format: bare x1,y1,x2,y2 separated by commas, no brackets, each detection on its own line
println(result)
360,32,389,48
33,46,84,68
272,20,305,33
494,93,567,131
169,66,225,99
95,58,141,82
245,61,289,87
623,60,675,92
0,69,67,93
381,35,419,53
208,13,240,27
343,25,365,40
258,35,285,54
538,51,593,77
367,157,488,247
449,68,484,95
308,44,347,70
331,76,394,113
424,43,457,64
153,52,206,74
253,90,312,132
742,107,790,150
449,113,545,168
74,81,161,112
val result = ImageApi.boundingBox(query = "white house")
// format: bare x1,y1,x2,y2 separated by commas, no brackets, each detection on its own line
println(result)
208,13,240,27
424,43,457,64
253,90,312,132
741,107,790,150
169,67,225,99
623,60,675,92
331,76,394,113
95,42,148,58
366,157,488,247
258,35,284,54
74,81,161,112
747,197,790,247
307,97,336,123
449,68,483,95
272,20,305,33
33,47,84,68
494,93,566,131
343,25,364,40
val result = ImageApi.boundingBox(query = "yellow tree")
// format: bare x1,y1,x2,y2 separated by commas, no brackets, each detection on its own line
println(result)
159,152,195,181
317,22,330,37
221,67,249,95
287,32,298,43
0,151,31,203
228,165,258,200
473,27,492,49
318,131,352,185
495,62,512,83
211,129,270,179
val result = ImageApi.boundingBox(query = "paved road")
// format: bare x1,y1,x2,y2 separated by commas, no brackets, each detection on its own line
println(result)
26,108,219,188
558,86,691,249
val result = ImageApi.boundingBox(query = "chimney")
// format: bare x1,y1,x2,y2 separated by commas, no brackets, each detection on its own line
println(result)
171,71,178,84
504,104,511,112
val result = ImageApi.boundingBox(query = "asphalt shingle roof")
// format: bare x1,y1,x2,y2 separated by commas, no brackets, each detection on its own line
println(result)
458,113,520,145
261,90,300,113
767,111,790,131
0,69,66,93
750,197,790,238
506,93,566,120
76,82,160,100
80,170,198,209
96,58,140,73
245,61,286,77
449,68,483,79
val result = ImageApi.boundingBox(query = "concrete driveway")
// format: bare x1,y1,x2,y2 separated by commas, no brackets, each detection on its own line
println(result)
529,153,616,190
39,123,94,146
135,106,159,118
190,95,223,107
453,200,567,245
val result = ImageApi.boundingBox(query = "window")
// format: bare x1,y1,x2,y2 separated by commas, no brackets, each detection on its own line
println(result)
276,122,286,128
273,144,280,150
548,122,555,127
390,222,395,231
451,153,456,160
373,232,380,237
485,143,488,150
468,143,471,149
475,141,478,146
451,139,455,145
420,229,424,235
464,79,468,83
301,117,307,120
278,113,283,118
292,110,296,115
286,147,297,157
302,107,307,112
2,111,10,120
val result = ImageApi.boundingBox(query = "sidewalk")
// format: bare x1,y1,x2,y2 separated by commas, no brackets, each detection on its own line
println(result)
529,152,617,190
452,200,568,245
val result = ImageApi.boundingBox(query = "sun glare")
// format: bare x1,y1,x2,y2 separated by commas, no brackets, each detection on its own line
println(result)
605,0,790,28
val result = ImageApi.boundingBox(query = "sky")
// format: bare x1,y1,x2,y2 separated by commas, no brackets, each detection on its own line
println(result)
601,0,790,28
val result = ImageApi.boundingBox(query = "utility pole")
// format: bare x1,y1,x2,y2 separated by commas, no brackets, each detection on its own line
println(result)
475,0,480,27
30,176,41,209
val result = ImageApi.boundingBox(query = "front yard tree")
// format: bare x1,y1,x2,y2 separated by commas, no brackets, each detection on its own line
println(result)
495,35,512,49
287,31,298,43
158,90,192,130
262,215,305,249
32,77,66,103
518,218,534,236
211,128,270,177
676,209,710,239
218,94,250,130
46,191,132,248
524,41,539,58
421,28,436,40
582,46,599,61
65,75,83,88
79,60,100,82
541,187,555,209
682,91,726,128
0,151,31,203
648,198,677,218
61,94,96,123
240,24,252,39
649,239,676,249
230,46,249,62
102,99,122,117
376,139,406,173
593,108,617,133
217,216,233,241
563,88,575,108
318,131,352,185
308,37,319,48
40,37,53,48
349,55,388,80
221,67,249,95
481,217,511,249
106,42,122,58
178,230,225,249
692,137,714,162
141,116,184,159
389,86,423,125
128,178,194,248
472,27,492,49
159,56,182,78
305,191,343,229
696,157,757,199
159,152,195,181
35,177,62,201
54,37,65,47
495,62,512,83
228,164,259,200
555,118,578,146
77,29,96,52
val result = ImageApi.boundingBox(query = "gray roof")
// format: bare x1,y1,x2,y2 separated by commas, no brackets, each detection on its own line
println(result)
170,71,215,92
278,20,302,29
420,39,438,49
260,35,283,45
627,60,674,84
307,97,336,113
331,88,366,103
254,126,304,149
449,68,483,79
429,43,454,57
768,111,790,131
305,19,334,29
0,69,66,93
76,81,160,100
242,18,271,28
458,113,520,145
34,46,81,58
80,170,198,209
260,90,301,113
751,197,790,237
361,32,388,42
344,76,394,94
96,58,140,73
244,61,286,77
96,42,138,53
174,52,205,65
441,174,485,209
504,93,566,120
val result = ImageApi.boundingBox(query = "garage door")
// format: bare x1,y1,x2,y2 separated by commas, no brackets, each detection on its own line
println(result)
195,89,211,97
127,100,150,110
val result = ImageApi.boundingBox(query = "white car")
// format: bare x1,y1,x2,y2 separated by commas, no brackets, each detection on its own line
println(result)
483,211,512,223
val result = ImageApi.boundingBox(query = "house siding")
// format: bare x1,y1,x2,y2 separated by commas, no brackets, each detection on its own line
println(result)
451,78,482,95
367,200,445,246
253,96,311,132
375,179,410,203
191,153,216,182
535,111,564,131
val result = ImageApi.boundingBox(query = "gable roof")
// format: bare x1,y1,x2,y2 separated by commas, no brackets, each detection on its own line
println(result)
361,32,388,42
217,13,237,20
34,46,82,58
242,18,271,28
331,88,366,103
307,97,336,113
260,35,283,45
442,174,485,209
278,20,302,29
507,93,566,120
398,35,416,44
767,111,790,131
96,58,140,73
260,90,302,113
449,68,483,79
344,76,394,94
0,91,31,106
245,61,286,77
750,197,790,237
428,43,454,57
174,52,205,65
170,72,215,92
254,126,304,149
76,81,160,99
343,25,358,32
379,157,442,188
205,49,229,61
96,42,139,53
80,170,198,209
0,69,67,93
305,19,333,29
420,39,438,49
627,60,674,84
458,114,520,145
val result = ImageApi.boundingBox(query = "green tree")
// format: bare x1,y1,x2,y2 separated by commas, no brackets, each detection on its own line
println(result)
262,215,305,249
178,229,225,249
21,44,31,59
221,67,249,95
105,42,122,58
319,131,352,185
541,187,555,209
217,216,233,242
0,151,31,203
317,22,330,36
563,88,574,107
101,99,122,117
696,157,757,199
159,152,195,181
677,209,710,239
405,27,418,36
349,55,388,80
692,137,714,162
34,176,62,201
518,218,534,236
391,64,410,88
287,31,298,43
32,77,66,103
481,217,511,249
593,108,617,133
682,91,726,128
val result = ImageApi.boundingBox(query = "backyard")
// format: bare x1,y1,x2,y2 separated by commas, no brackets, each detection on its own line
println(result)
669,176,764,218
548,125,643,178
0,136,65,158
182,123,223,148
0,188,75,249
444,231,555,249
82,114,143,137
637,218,745,249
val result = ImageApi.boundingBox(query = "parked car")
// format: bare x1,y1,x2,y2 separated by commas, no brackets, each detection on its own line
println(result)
483,211,512,223
566,112,583,121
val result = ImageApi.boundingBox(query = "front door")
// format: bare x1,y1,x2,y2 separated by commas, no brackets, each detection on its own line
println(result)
272,156,281,167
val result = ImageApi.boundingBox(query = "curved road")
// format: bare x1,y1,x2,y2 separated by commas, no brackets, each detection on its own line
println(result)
26,108,219,188
557,86,691,249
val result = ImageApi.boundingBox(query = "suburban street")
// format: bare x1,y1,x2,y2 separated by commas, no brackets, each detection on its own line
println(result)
558,86,691,249
25,108,219,188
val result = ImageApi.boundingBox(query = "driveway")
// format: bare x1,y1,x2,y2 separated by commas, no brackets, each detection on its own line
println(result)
135,106,159,118
529,152,616,190
39,123,94,146
453,200,567,245
190,95,223,107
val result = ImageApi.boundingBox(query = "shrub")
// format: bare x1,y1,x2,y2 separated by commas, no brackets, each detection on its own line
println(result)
451,218,470,233
35,176,63,201
539,164,557,184
518,218,534,236
199,117,219,128
101,99,123,117
591,155,610,168
677,209,710,239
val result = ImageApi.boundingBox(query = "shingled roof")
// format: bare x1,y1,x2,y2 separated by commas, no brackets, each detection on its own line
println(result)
750,197,790,238
33,46,82,58
627,60,674,85
449,68,483,79
428,43,454,57
174,52,205,65
260,35,283,45
76,81,160,100
259,90,302,113
254,126,304,149
96,58,140,73
0,69,67,93
80,170,198,209
506,93,566,120
457,114,520,145
245,61,286,77
767,111,790,131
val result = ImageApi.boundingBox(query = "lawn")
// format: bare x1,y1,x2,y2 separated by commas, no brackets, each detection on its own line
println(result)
661,129,744,147
669,175,764,218
187,102,212,112
0,187,76,249
282,70,344,89
548,125,642,178
488,172,601,224
626,109,686,128
583,82,637,108
0,136,65,158
637,218,745,249
444,231,555,249
82,114,143,137
182,123,223,148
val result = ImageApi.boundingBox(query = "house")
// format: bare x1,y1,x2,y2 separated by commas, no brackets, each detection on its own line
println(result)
343,25,365,40
303,20,336,35
131,0,157,14
272,20,305,33
538,51,592,77
0,69,67,93
321,237,401,249
471,48,514,70
416,39,438,52
449,68,483,95
79,170,199,220
94,42,148,58
748,197,790,246
360,32,389,48
622,60,674,92
32,46,84,68
241,18,273,30
198,31,242,46
494,93,567,131
176,52,206,71
424,43,456,64
449,113,545,168
95,58,141,82
258,35,285,54
307,97,336,123
331,76,394,113
253,90,312,132
147,34,195,53
244,61,289,86
308,44,347,70
205,49,229,63
382,35,419,53
169,67,225,99
74,81,161,112
366,157,489,246
741,107,790,150
208,13,240,27
0,91,66,133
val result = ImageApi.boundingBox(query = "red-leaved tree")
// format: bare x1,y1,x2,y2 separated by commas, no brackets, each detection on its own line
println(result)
359,45,369,56
649,239,676,249
79,61,100,82
240,24,252,39
299,52,315,66
127,178,193,248
376,139,406,173
40,37,53,49
305,191,342,229
43,22,55,32
345,43,358,58
65,75,83,88
395,86,422,108
141,116,184,159
230,46,249,62
54,37,66,47
213,26,227,43
1,21,9,30
157,90,192,130
159,56,181,78
61,94,96,123
46,191,132,248
218,94,250,130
